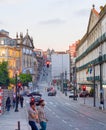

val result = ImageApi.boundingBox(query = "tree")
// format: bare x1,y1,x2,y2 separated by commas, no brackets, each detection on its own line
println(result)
9,78,15,85
10,73,32,87
0,61,10,88
19,73,32,86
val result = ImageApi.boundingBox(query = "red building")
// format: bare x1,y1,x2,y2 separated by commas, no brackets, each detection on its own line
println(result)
69,40,80,58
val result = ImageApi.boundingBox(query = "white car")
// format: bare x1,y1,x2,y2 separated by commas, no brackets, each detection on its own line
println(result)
69,90,78,98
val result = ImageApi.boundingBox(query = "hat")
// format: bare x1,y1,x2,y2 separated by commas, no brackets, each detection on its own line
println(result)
30,101,35,106
39,99,44,105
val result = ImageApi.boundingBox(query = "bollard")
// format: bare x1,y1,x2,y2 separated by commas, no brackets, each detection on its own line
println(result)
15,121,20,130
18,121,20,130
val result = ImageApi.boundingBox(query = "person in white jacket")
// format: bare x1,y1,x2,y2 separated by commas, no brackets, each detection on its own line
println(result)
38,99,48,130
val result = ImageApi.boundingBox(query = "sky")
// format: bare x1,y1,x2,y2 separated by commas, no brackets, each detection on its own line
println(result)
0,0,106,51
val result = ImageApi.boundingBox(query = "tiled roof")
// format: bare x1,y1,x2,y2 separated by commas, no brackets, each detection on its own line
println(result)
92,9,99,16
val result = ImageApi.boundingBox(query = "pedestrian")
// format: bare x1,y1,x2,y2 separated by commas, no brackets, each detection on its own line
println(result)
38,99,48,130
20,95,24,108
12,97,16,109
28,101,39,130
6,96,11,111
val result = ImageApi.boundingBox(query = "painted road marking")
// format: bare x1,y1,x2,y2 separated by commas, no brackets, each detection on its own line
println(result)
62,120,67,124
98,122,105,126
70,110,77,114
88,118,93,121
65,102,70,106
53,104,56,107
45,106,52,111
75,128,80,130
79,114,85,117
69,124,72,127
49,102,53,104
56,115,60,119
52,112,55,115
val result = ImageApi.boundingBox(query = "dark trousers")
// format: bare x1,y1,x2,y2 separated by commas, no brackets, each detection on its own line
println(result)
29,121,39,130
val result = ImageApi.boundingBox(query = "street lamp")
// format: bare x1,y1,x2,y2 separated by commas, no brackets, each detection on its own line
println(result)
99,52,104,109
15,71,19,112
93,63,96,107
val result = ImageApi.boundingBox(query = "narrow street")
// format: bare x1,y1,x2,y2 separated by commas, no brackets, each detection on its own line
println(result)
35,66,106,130
37,86,105,130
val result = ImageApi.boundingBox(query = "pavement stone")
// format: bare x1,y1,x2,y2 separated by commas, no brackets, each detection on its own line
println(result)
57,89,106,113
0,100,30,130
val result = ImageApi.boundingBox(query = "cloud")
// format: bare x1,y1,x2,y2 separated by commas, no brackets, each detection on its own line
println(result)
39,18,66,25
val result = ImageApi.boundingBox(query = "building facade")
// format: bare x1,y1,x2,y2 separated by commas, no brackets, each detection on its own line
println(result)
15,30,38,84
76,5,106,101
69,41,80,87
0,30,20,78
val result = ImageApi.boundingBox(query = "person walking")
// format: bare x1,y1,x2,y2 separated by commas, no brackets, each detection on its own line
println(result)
6,96,11,111
20,95,24,108
38,99,48,130
28,101,39,130
12,97,16,109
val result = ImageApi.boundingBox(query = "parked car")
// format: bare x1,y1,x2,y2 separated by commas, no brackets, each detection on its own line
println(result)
48,89,57,96
27,91,42,97
79,91,90,97
69,90,78,98
47,87,54,92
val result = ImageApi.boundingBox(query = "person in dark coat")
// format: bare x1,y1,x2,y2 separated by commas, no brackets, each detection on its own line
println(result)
20,95,24,108
12,97,16,108
6,97,11,111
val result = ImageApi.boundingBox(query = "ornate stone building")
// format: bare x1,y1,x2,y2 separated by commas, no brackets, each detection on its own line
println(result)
15,30,37,84
0,30,20,78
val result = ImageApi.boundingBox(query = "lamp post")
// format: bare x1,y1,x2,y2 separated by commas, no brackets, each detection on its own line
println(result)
73,65,77,100
93,63,96,107
61,72,64,93
15,72,19,112
99,52,104,109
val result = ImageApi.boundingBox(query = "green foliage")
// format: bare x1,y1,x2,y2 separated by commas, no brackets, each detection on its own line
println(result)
9,73,32,86
19,73,32,86
10,78,16,85
0,61,10,88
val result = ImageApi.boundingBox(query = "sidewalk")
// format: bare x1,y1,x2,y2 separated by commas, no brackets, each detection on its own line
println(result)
57,88,106,112
0,102,30,130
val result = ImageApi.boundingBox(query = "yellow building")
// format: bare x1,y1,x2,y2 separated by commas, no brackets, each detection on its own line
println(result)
0,30,21,78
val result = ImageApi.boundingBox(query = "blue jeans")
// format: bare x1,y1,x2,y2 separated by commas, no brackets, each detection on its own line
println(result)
7,106,10,111
40,121,47,130
29,121,39,130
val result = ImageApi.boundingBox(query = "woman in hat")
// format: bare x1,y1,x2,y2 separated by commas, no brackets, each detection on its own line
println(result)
28,101,39,130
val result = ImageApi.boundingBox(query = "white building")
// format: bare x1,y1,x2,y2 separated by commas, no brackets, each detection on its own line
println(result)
76,5,106,100
51,53,70,81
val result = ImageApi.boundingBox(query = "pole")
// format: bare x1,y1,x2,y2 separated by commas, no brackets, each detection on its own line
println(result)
100,62,104,109
73,66,77,100
64,71,67,96
62,72,64,93
93,64,96,107
15,73,18,112
18,121,20,130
